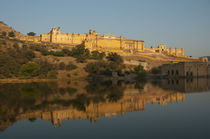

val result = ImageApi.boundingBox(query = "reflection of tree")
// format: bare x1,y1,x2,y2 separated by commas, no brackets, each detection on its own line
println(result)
86,80,125,103
20,84,41,99
0,82,59,131
86,81,113,95
91,96,105,104
40,94,89,111
71,94,90,111
58,87,77,95
150,80,162,87
28,118,36,122
134,81,146,90
106,92,123,102
0,80,143,131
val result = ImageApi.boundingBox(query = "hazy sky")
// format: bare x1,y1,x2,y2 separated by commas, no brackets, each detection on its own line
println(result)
0,0,209,57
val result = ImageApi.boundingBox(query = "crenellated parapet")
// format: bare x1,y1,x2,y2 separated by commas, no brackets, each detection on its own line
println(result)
19,35,40,42
19,27,185,57
145,44,184,57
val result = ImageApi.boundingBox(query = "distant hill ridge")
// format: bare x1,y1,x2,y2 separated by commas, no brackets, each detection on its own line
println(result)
0,21,23,37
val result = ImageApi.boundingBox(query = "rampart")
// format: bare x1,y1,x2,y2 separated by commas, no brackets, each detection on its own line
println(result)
19,27,185,57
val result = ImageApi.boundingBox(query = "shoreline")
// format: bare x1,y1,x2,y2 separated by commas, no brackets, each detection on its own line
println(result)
0,78,57,83
0,76,87,84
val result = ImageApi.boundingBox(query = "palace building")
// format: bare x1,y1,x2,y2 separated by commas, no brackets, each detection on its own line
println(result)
19,27,185,56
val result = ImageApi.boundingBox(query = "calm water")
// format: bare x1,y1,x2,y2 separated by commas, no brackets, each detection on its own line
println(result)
0,78,210,139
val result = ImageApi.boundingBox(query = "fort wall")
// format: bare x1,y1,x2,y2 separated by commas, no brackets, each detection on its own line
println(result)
19,35,40,42
19,27,184,57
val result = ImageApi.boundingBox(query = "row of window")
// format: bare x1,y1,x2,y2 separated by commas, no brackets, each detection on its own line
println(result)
167,78,194,85
55,38,85,41
186,72,193,76
167,70,194,76
168,80,179,85
168,70,179,75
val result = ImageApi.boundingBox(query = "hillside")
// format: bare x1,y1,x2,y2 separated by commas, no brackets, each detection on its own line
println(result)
0,21,203,82
124,52,200,69
0,21,23,38
0,21,200,66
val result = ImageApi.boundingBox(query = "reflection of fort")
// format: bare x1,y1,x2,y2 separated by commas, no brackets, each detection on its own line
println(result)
0,78,210,130
16,83,184,127
3,78,209,130
158,78,210,93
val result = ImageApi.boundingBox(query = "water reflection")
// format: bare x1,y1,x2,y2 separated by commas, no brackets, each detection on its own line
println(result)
155,78,210,93
0,78,209,131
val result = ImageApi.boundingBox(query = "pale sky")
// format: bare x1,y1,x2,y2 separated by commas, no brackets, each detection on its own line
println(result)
0,0,209,57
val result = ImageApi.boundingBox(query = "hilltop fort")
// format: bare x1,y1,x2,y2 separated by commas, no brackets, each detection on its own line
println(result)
19,27,184,57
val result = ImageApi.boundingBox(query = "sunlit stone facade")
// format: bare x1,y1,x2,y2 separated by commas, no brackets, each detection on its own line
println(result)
19,27,184,56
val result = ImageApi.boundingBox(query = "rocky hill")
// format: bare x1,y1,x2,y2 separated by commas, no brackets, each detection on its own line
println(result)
0,21,23,37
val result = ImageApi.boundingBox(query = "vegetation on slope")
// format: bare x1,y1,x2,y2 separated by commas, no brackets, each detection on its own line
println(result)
0,22,146,81
0,43,57,79
0,37,147,80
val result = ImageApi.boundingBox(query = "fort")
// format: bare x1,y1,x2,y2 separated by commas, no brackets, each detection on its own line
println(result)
19,27,185,57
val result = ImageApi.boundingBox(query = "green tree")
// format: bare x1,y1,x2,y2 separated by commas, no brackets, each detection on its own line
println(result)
13,43,19,49
59,62,65,70
1,31,7,37
76,56,87,63
19,62,40,77
71,44,90,62
84,61,108,74
66,62,77,70
47,51,65,57
134,64,146,81
90,50,105,60
35,59,57,78
62,49,72,56
106,52,123,64
106,53,125,72
8,31,15,37
47,70,57,79
134,64,144,73
27,32,36,36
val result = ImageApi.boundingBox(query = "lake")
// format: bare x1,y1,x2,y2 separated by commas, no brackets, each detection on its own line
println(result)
0,78,210,139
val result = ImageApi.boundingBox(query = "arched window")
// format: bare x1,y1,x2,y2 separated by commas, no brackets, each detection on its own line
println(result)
172,70,174,75
172,80,174,85
190,72,193,76
176,70,179,75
